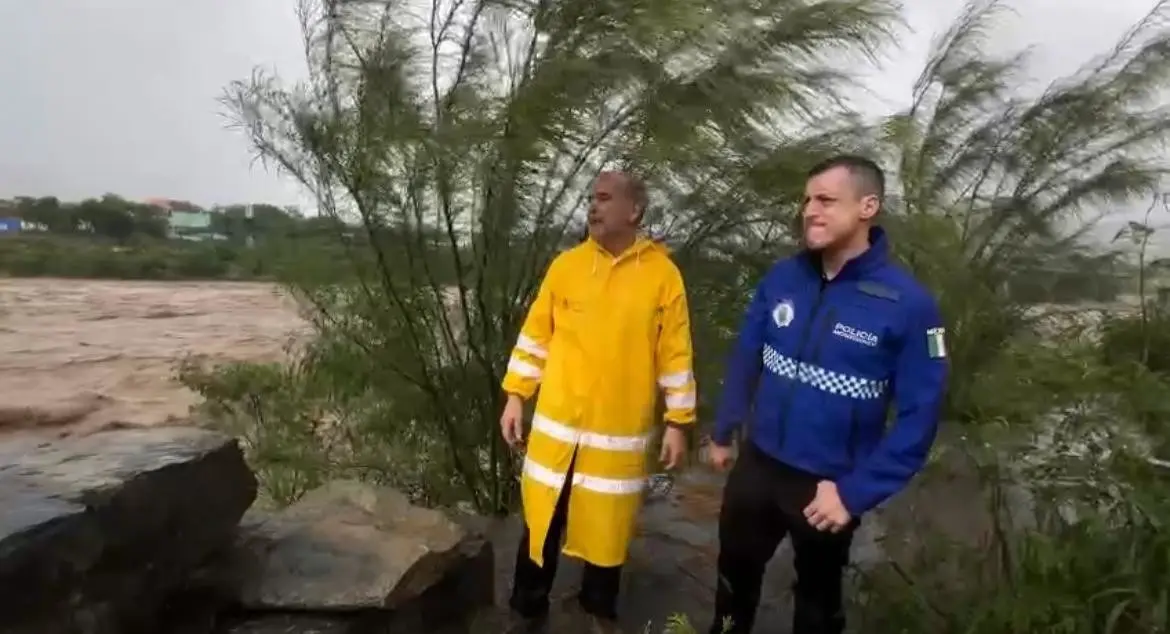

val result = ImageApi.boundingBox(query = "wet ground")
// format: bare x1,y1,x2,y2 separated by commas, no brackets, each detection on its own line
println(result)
488,468,888,633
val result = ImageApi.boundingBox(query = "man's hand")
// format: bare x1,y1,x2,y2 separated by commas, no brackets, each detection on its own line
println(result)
499,394,525,449
706,440,735,472
803,480,852,532
659,426,687,470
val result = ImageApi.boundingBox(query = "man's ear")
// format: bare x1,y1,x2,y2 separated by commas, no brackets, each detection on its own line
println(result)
859,195,880,221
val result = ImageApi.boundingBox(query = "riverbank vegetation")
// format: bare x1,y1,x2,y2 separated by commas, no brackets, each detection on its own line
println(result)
0,197,447,281
0,196,314,280
175,0,1170,631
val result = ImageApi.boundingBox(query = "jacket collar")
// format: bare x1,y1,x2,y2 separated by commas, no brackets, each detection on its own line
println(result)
799,226,889,281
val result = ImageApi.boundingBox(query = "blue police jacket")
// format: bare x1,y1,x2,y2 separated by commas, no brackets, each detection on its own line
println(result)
712,226,948,516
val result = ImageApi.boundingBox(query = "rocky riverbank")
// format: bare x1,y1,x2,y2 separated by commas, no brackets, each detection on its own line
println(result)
0,427,491,634
0,424,992,633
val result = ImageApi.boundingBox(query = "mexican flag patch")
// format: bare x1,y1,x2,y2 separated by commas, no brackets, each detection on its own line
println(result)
926,327,947,359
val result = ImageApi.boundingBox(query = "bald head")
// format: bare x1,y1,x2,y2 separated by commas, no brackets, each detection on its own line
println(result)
597,170,648,219
589,170,646,249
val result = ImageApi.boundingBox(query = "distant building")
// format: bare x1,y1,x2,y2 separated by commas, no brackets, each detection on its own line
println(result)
143,198,224,241
0,217,22,234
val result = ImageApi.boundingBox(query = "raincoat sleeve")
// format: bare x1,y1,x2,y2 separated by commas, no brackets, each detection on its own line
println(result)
656,267,697,426
836,293,948,516
501,263,557,400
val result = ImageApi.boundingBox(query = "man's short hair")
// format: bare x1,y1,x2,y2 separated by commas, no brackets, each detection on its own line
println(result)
623,172,648,217
807,154,885,202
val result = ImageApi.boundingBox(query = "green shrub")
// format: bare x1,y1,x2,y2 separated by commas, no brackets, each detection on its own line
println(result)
850,314,1170,634
854,465,1170,634
177,357,341,507
1099,303,1170,376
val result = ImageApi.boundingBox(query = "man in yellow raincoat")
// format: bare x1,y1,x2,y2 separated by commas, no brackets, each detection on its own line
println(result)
498,171,697,632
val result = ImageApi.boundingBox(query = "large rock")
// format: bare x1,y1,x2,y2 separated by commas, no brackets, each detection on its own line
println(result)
0,426,256,634
217,480,494,634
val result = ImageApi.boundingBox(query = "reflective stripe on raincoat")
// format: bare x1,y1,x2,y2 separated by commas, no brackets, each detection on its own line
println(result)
501,236,697,567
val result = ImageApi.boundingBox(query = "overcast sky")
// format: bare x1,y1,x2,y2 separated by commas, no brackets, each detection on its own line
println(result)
0,0,1165,249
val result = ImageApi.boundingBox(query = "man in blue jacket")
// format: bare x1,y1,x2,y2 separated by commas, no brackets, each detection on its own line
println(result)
705,155,948,634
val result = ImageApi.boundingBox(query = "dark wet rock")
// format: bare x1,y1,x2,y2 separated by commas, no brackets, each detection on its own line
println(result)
214,480,494,634
0,426,256,634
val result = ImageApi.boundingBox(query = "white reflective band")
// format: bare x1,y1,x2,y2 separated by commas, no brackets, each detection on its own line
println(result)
523,457,646,495
657,370,691,389
665,391,696,409
507,357,542,378
531,413,649,452
515,334,547,359
761,344,887,400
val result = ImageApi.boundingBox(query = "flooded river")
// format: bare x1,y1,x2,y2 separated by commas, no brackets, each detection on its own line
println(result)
0,278,306,437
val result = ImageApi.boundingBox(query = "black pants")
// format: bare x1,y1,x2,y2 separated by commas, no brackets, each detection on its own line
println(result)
509,454,623,620
710,442,857,634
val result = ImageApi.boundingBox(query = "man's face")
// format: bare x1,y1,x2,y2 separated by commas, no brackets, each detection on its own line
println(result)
588,172,640,242
801,165,878,250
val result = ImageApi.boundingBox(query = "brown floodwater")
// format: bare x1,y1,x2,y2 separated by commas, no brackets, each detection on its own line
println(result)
0,278,306,437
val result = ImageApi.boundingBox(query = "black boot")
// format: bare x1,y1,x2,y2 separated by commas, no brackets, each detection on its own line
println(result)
791,587,845,634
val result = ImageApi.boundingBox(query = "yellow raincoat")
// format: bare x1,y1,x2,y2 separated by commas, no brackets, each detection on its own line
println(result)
501,236,697,568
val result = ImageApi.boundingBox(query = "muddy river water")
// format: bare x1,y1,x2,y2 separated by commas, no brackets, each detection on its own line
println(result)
0,278,306,437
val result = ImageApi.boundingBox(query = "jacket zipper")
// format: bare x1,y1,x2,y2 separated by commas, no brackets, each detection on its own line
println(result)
774,277,830,450
806,305,837,368
846,407,858,466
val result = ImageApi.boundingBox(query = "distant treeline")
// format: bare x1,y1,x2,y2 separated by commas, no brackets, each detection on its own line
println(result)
0,194,477,282
0,194,343,243
0,194,355,281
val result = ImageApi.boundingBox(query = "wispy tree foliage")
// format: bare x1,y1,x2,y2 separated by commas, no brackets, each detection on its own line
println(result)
840,4,1170,632
223,0,897,512
869,0,1170,424
189,0,1170,630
